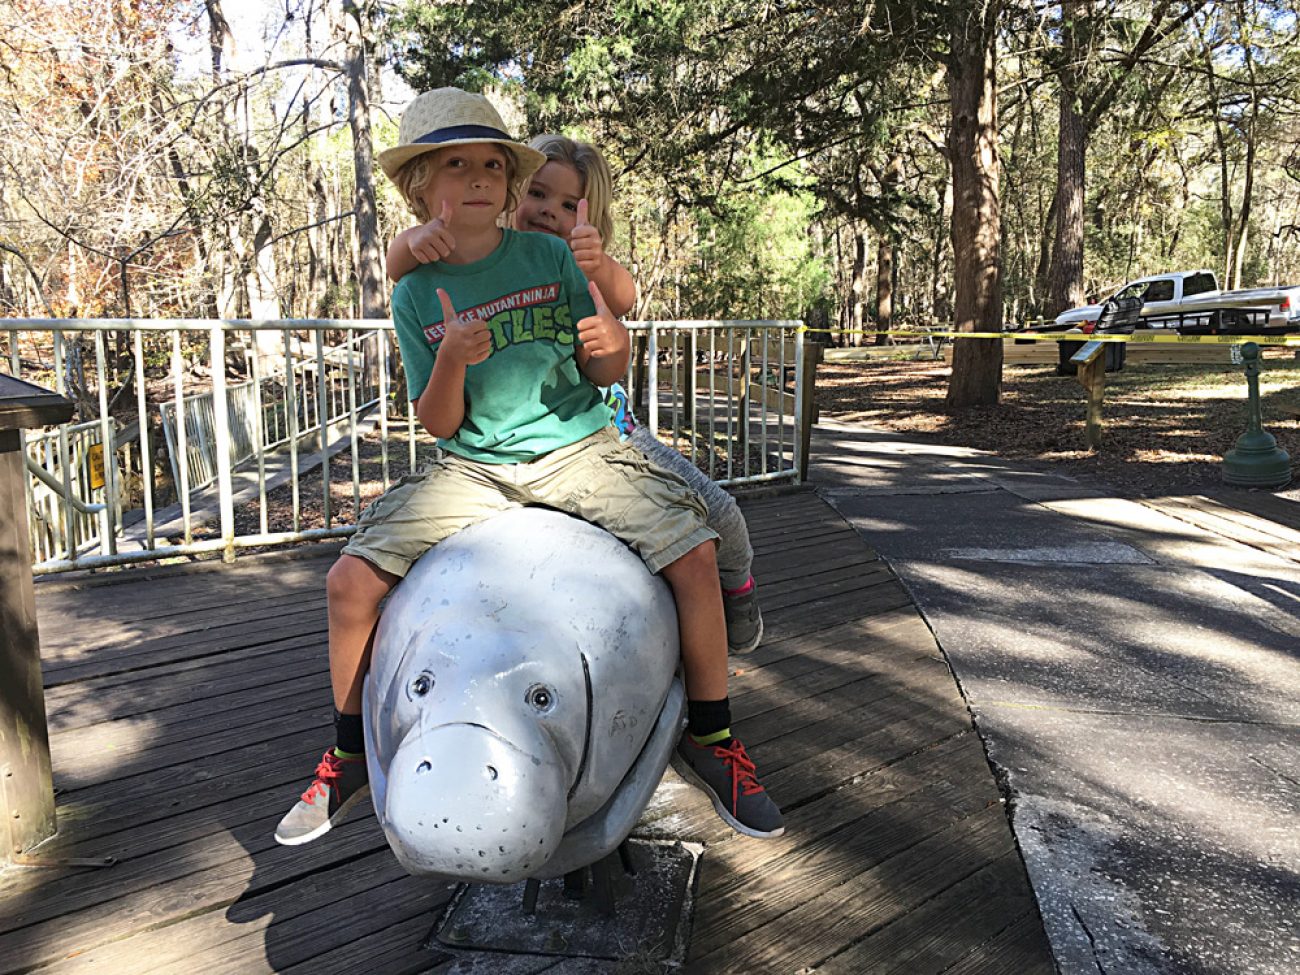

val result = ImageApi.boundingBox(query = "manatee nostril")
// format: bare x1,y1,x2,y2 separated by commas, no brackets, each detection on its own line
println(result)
485,765,498,781
416,760,432,774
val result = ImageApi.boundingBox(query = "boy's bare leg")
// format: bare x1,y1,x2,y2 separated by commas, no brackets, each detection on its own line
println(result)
327,553,401,713
276,553,398,846
659,541,729,701
661,541,784,838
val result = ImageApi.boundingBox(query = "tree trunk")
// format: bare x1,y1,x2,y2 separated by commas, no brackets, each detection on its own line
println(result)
874,236,894,346
343,0,386,319
946,0,1003,409
1045,94,1086,318
1044,1,1087,320
874,153,901,345
850,227,868,347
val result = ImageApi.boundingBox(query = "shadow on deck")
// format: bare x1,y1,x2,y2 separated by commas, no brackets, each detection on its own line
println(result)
3,491,1053,974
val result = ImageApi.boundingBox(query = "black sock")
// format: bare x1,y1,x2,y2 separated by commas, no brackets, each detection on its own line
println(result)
334,709,365,755
687,697,732,742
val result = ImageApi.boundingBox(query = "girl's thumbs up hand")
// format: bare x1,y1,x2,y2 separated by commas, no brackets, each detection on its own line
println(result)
568,198,605,276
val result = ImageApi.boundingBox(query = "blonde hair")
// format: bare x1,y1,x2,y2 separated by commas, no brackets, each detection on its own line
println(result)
391,145,521,223
527,135,616,245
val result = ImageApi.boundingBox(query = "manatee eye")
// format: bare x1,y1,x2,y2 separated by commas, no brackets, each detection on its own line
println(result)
526,684,556,713
410,673,434,697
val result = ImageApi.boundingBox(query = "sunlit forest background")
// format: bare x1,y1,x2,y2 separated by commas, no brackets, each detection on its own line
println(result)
4,0,1300,338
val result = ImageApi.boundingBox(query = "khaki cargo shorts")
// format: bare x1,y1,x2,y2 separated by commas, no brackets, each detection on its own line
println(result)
341,427,716,578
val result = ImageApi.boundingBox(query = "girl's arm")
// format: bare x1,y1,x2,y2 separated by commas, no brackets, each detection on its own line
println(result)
585,255,637,319
568,201,637,317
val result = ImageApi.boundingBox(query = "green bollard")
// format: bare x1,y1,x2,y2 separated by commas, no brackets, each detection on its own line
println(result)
1221,343,1292,488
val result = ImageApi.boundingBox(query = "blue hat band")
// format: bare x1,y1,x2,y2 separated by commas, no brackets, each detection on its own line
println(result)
413,124,515,146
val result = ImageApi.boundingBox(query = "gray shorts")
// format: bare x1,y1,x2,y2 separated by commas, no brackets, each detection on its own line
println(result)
341,427,716,578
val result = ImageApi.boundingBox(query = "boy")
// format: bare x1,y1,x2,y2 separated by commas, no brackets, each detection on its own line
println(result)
275,88,782,847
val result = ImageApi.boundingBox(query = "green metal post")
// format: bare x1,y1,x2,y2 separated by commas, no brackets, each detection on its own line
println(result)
1221,343,1292,488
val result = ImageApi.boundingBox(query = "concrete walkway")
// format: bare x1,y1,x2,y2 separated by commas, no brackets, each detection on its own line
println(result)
809,418,1300,975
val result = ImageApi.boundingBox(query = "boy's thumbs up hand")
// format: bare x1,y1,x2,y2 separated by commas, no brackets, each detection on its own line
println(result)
576,280,629,362
408,199,457,265
437,288,491,366
569,197,605,276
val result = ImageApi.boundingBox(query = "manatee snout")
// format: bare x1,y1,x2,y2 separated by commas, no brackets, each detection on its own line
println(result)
381,723,568,882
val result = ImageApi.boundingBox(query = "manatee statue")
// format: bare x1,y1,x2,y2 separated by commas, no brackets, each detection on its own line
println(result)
362,506,684,883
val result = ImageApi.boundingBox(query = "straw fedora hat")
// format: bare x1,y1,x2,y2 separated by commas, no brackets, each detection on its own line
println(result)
377,88,547,182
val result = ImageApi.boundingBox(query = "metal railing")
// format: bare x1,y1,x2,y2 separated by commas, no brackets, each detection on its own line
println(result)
3,317,806,574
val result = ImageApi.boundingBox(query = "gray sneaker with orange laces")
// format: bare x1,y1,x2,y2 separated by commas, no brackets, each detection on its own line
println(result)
673,734,784,838
274,750,370,846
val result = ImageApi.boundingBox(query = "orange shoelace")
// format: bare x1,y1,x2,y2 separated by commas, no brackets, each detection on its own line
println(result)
710,739,766,810
302,750,345,803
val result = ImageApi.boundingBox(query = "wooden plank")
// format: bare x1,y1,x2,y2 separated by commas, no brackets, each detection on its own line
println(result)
46,641,327,733
0,812,388,967
277,912,454,975
42,609,328,684
34,546,336,625
756,699,972,802
752,549,881,591
688,741,1000,957
44,628,326,709
1156,493,1300,555
30,848,440,975
40,729,334,854
728,611,932,703
762,580,915,643
36,585,328,663
733,605,924,668
812,851,1035,975
686,803,1012,972
49,683,330,790
760,562,896,611
1205,489,1300,534
939,910,1057,975
151,870,452,975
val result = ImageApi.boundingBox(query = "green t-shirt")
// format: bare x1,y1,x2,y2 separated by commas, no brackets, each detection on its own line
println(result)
390,229,607,464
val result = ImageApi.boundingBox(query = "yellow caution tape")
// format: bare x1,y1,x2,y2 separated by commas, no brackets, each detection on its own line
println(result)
802,326,1300,346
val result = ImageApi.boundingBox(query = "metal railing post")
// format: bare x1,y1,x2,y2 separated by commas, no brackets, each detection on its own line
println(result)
209,324,236,562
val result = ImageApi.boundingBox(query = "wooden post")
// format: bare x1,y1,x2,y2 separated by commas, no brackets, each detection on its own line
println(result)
1070,341,1106,449
797,340,824,482
0,374,74,862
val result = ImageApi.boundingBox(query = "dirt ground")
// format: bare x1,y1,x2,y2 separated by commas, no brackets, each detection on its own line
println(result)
812,350,1300,500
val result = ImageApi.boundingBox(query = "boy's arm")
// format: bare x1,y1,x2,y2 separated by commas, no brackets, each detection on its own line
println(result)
415,289,491,439
575,280,631,388
386,202,457,283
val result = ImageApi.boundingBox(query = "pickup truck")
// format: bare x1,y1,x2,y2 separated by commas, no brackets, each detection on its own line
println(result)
1052,270,1300,333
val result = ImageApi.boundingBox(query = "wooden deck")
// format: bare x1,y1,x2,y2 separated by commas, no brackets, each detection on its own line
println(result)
3,490,1053,974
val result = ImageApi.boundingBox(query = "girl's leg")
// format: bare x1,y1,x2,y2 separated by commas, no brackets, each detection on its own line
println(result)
629,427,762,652
629,427,752,588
